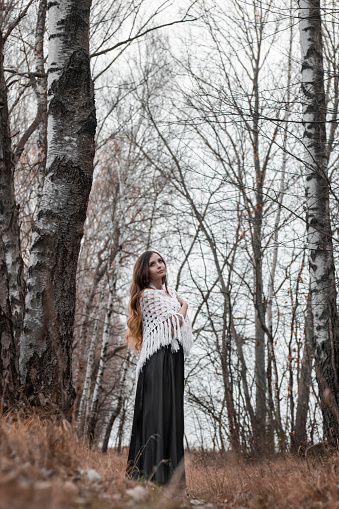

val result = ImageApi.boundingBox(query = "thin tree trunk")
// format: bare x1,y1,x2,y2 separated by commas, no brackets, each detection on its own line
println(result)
291,293,314,452
87,285,114,442
221,326,240,453
266,6,294,452
102,353,129,453
0,29,24,347
117,402,127,453
74,255,107,385
77,287,105,432
101,397,123,453
299,0,339,445
0,238,17,407
19,1,96,415
33,0,48,202
252,60,266,452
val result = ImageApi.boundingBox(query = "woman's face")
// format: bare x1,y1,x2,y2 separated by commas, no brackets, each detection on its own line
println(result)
148,252,166,285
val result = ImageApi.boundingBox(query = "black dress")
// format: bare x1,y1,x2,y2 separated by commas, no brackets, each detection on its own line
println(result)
127,344,185,484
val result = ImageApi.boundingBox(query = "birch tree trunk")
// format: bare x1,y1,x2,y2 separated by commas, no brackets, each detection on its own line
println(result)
34,0,48,201
0,239,17,407
299,0,339,445
0,29,23,404
19,1,96,414
0,29,24,347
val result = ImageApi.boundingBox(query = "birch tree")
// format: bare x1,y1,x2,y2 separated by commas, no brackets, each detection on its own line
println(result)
33,0,48,201
0,10,27,350
0,26,18,405
0,4,34,405
19,1,96,414
299,0,339,445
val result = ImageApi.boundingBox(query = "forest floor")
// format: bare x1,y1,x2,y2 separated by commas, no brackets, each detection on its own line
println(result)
1,415,339,509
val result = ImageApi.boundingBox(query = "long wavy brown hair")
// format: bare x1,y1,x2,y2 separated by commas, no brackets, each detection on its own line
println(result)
126,251,168,352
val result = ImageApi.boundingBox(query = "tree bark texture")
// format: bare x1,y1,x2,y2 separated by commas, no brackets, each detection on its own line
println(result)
87,287,114,442
291,294,314,451
19,1,96,414
252,63,266,451
0,29,25,348
299,0,339,445
0,238,18,407
101,353,129,453
77,287,105,433
220,299,240,453
34,0,48,200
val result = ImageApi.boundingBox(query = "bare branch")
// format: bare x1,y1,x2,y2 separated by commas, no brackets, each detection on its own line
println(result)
3,0,35,43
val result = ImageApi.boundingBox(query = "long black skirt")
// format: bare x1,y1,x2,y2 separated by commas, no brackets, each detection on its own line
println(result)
126,345,185,484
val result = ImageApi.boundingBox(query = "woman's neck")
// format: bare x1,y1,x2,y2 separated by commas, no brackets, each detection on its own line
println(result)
149,280,162,290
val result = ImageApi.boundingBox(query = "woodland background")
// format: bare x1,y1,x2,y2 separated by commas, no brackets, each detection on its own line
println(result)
1,0,339,474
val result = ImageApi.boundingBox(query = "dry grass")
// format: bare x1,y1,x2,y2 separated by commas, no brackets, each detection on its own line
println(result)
1,414,339,508
186,449,339,508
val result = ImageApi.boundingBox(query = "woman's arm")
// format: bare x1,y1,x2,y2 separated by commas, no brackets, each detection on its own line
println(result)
176,294,188,315
176,294,188,325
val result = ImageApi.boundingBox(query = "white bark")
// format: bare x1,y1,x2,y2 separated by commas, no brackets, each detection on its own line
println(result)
0,29,23,403
0,238,17,406
299,0,339,443
0,30,24,347
34,0,48,202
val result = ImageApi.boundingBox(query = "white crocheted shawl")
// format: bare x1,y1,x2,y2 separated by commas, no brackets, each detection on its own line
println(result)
135,283,194,383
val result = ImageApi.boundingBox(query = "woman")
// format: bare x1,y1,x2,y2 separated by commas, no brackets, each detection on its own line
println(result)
126,250,193,484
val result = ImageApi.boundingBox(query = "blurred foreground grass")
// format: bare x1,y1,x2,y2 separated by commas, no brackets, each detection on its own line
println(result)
1,414,339,508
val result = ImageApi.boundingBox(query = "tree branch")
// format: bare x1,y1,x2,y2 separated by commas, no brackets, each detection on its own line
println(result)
13,106,44,166
3,0,35,44
90,17,197,58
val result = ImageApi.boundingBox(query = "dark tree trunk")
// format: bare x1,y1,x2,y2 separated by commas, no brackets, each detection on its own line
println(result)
291,295,314,452
102,396,123,454
117,403,127,454
220,304,240,453
19,1,96,416
252,74,266,453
